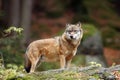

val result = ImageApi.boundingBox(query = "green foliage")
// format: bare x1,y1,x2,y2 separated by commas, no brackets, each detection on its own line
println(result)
82,24,98,40
89,74,100,80
0,37,24,65
0,64,24,80
5,26,23,34
0,26,24,65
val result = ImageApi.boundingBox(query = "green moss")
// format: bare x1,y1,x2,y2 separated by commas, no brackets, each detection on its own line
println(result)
72,55,86,66
82,24,98,40
24,71,90,80
37,62,59,71
90,73,100,79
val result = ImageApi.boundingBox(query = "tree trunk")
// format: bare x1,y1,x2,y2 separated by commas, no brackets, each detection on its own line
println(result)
9,0,20,27
21,0,33,47
0,0,1,10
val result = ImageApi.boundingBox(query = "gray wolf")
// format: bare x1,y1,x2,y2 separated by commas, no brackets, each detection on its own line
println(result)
24,22,83,73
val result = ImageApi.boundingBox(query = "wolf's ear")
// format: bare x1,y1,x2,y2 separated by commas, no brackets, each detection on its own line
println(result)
66,23,70,28
76,22,81,27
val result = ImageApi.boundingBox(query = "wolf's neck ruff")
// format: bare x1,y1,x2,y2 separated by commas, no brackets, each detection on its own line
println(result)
60,34,80,49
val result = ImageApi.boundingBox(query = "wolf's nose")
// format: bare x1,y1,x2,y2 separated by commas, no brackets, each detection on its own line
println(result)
70,36,73,39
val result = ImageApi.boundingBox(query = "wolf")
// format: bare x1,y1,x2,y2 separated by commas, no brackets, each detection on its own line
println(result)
24,22,83,73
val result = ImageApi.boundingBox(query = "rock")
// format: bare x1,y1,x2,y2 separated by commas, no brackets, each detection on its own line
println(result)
106,75,116,80
78,31,107,67
86,55,107,67
79,32,103,55
88,78,97,80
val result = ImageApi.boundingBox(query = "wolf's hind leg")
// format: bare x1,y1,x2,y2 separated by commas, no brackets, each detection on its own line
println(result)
36,55,43,68
30,58,39,73
24,54,31,73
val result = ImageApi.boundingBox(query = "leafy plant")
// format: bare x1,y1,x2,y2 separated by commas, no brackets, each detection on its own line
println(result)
5,26,23,34
89,61,102,67
0,26,24,65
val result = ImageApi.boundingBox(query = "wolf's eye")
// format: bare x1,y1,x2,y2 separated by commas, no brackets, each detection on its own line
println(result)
79,29,82,32
66,30,72,33
74,30,79,32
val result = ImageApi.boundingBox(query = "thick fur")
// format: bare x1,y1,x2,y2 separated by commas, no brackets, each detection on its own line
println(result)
24,22,83,73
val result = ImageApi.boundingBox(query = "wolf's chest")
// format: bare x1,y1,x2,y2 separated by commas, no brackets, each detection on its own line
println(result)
64,49,77,56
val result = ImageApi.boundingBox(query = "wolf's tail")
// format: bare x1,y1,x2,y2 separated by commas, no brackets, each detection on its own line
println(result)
24,54,31,73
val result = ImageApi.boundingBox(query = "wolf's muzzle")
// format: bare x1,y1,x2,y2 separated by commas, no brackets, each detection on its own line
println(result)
70,36,73,39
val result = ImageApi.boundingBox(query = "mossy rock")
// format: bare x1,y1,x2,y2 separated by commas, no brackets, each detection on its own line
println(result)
82,23,98,40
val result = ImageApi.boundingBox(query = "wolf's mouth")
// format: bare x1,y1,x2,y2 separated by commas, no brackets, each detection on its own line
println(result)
70,36,73,39
69,35,78,40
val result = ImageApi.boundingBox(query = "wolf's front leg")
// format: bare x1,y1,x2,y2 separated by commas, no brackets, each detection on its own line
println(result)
65,54,74,68
59,55,66,69
65,59,72,68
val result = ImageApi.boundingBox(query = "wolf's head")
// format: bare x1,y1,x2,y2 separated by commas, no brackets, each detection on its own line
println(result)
64,22,83,40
